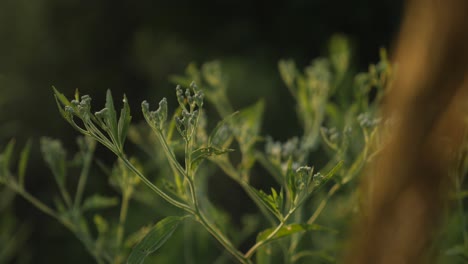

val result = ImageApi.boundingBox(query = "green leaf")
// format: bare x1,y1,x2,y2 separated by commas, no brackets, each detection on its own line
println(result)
250,187,283,220
125,225,152,249
1,139,15,178
445,244,468,257
323,160,343,183
191,146,233,169
256,223,332,242
209,112,237,149
201,61,224,89
256,244,272,264
17,139,32,186
230,100,264,154
127,216,183,264
278,59,297,96
82,194,119,211
168,75,193,88
93,214,109,234
40,138,67,187
328,34,351,76
105,89,118,140
52,87,73,121
52,86,71,107
118,94,132,147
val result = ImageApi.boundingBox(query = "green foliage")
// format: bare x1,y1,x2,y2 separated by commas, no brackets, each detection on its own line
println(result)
127,216,184,264
2,36,466,264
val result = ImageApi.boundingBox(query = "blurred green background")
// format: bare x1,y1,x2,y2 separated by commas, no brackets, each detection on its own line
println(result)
0,0,403,263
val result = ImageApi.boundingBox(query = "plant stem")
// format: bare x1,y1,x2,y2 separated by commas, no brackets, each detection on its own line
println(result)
216,159,277,225
195,210,251,264
245,209,295,259
116,189,130,253
74,145,94,209
7,180,110,264
119,156,193,213
8,181,74,230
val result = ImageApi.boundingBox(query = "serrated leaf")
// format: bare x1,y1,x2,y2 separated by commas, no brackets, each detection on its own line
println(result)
127,216,182,264
256,223,331,242
250,187,283,220
82,194,119,211
118,94,132,147
18,139,32,186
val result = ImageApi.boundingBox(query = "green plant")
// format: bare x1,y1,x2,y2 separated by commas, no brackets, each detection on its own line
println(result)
5,36,465,264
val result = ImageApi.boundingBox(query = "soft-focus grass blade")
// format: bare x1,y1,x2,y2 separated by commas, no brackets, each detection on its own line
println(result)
18,139,32,186
1,139,16,178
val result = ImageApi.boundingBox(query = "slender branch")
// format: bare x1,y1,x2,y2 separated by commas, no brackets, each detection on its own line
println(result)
195,210,251,264
7,181,74,230
118,156,193,213
245,209,295,259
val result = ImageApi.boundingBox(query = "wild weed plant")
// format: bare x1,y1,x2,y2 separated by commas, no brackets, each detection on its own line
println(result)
1,36,467,263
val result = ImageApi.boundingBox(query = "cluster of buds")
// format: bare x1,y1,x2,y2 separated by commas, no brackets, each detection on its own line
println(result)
65,95,93,122
55,88,131,154
357,112,381,128
142,98,167,132
321,127,339,143
174,82,204,141
287,166,315,205
176,82,204,111
265,137,304,173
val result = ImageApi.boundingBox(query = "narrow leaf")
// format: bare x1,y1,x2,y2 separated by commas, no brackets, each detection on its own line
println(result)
52,86,71,107
40,137,67,187
127,216,182,264
324,160,343,181
82,194,119,211
105,89,118,139
118,94,132,147
18,139,32,186
1,139,16,178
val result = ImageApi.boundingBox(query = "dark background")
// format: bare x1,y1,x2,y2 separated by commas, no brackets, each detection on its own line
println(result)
0,0,403,262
